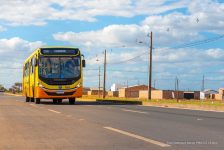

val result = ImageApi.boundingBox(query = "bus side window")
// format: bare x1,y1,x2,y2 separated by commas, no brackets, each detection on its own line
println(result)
25,63,27,76
31,57,36,74
29,61,31,74
26,63,28,76
23,66,25,77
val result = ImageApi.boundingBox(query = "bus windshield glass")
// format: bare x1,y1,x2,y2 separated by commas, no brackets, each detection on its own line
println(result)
39,56,80,79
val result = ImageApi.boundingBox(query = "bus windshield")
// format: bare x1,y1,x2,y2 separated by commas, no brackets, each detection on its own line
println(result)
39,56,80,79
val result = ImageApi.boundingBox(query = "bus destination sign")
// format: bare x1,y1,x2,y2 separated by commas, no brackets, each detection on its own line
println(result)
40,48,79,55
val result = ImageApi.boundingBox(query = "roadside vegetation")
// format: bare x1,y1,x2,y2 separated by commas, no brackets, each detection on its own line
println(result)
92,96,224,109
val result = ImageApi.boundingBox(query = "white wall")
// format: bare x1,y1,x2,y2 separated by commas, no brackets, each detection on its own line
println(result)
111,83,123,91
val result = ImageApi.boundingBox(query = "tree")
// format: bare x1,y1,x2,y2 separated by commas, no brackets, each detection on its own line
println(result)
9,82,22,93
0,84,6,92
14,82,22,92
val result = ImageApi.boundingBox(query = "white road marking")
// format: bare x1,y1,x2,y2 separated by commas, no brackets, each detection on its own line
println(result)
122,109,148,114
197,118,203,121
47,109,61,114
104,127,170,147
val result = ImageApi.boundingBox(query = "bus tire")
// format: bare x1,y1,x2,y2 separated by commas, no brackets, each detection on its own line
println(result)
35,98,40,104
26,97,30,102
31,98,35,102
58,99,62,104
69,98,75,105
53,99,58,104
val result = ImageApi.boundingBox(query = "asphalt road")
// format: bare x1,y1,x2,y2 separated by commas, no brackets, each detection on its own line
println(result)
0,93,224,150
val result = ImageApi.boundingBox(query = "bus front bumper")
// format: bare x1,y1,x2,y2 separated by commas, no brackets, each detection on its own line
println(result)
35,86,82,99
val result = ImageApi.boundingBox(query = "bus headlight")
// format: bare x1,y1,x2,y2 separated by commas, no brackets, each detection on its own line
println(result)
76,83,81,88
38,83,44,88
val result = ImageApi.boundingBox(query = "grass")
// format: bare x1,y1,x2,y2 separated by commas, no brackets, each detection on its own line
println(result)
145,99,224,107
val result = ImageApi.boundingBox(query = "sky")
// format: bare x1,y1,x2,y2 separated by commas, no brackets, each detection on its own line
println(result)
0,0,224,91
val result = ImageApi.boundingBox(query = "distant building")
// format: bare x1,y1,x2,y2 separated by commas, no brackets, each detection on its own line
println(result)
87,87,105,96
111,83,123,92
108,91,119,97
119,85,154,98
83,87,91,95
210,88,224,100
139,90,184,99
200,89,218,100
183,91,200,100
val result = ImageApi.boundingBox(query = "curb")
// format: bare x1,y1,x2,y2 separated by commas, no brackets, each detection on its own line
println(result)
142,102,224,113
77,98,97,102
96,99,142,105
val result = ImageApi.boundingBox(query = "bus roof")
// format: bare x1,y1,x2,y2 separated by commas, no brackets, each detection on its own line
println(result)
39,46,79,49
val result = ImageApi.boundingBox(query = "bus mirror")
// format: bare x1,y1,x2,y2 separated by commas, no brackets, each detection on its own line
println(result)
82,60,86,68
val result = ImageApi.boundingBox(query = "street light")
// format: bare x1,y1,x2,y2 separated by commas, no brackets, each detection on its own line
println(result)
96,56,101,98
136,32,153,100
102,45,127,99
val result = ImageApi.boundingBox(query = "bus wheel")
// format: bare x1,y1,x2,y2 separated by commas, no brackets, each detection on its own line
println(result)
53,99,58,104
35,98,40,104
69,98,75,105
58,99,62,104
26,97,30,102
31,98,35,102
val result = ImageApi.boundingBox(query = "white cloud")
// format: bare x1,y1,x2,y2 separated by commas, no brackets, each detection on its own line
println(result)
0,37,45,88
0,37,44,55
53,24,147,48
53,0,224,49
0,37,44,71
142,0,224,35
0,0,188,26
206,48,224,59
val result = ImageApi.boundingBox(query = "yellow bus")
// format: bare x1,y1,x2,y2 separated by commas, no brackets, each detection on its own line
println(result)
22,46,85,104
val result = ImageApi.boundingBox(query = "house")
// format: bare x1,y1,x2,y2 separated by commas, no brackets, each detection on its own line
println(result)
139,90,184,99
200,89,218,100
210,88,224,100
108,91,119,97
87,87,106,96
119,85,154,98
111,83,124,92
83,87,91,95
183,91,200,100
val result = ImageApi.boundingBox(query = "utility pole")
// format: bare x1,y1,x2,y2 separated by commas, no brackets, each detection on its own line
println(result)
176,77,179,102
201,75,205,91
148,31,153,100
96,57,101,98
154,79,156,89
174,78,177,91
98,66,101,98
127,80,129,88
103,49,106,99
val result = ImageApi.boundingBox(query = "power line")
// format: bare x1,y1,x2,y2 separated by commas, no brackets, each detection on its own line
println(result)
106,34,224,65
171,34,224,49
107,51,148,65
83,68,224,76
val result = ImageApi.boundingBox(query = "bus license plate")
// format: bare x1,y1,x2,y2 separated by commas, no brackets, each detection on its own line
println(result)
56,90,64,94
